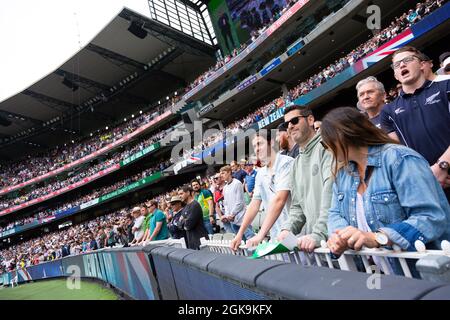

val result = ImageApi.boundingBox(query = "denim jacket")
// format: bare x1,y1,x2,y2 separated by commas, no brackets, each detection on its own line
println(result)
328,144,450,251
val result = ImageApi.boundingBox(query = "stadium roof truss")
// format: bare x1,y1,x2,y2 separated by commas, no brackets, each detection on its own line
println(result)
0,6,217,160
147,0,217,46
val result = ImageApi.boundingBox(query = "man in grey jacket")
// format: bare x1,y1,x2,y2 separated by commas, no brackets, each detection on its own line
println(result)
278,105,333,252
220,165,255,240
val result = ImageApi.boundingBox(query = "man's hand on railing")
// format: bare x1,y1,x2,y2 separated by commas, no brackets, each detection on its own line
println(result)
297,235,316,253
327,233,348,256
276,230,290,242
230,234,243,252
245,234,265,250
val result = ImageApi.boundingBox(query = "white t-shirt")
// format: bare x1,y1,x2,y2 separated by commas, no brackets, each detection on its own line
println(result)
253,153,293,239
133,216,145,241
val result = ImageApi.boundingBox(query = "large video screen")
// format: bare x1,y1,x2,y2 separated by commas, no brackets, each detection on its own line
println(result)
208,0,289,55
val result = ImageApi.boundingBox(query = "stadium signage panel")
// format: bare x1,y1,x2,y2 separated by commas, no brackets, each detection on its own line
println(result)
0,111,172,196
0,227,15,237
199,103,215,116
237,75,258,92
267,0,310,36
80,198,100,210
260,58,282,77
257,107,286,129
287,39,305,56
99,172,162,203
120,142,160,167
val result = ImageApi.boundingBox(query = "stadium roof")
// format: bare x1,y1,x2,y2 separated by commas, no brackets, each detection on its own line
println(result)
0,6,216,162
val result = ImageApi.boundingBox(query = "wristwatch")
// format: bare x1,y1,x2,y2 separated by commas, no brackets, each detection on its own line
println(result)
437,159,450,171
374,232,389,247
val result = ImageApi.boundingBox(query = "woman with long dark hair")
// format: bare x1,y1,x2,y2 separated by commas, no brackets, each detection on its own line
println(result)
321,107,449,274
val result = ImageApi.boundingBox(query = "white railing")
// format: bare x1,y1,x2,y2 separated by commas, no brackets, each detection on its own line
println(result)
129,237,187,249
200,238,450,279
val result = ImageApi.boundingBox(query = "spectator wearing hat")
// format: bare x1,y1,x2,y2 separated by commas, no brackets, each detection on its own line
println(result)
436,52,450,79
129,207,145,246
277,122,299,158
167,196,187,240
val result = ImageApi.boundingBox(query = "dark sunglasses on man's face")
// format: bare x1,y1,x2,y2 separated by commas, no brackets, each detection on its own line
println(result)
284,115,308,127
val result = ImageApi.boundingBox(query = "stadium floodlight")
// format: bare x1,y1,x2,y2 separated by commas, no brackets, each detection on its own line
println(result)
62,77,79,91
128,21,147,39
131,114,134,118
124,118,127,122
105,126,109,130
139,110,143,114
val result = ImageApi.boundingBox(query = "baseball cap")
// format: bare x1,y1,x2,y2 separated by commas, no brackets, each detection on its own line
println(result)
277,122,288,132
437,52,450,75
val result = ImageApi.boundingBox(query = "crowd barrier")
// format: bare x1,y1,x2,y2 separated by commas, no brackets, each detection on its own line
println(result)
2,237,450,299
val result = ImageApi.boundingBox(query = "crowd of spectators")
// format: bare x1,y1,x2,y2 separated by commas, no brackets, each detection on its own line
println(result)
0,158,171,234
0,103,171,190
0,128,168,210
287,0,445,99
0,0,448,272
0,209,132,274
183,0,303,95
173,0,445,163
0,174,214,274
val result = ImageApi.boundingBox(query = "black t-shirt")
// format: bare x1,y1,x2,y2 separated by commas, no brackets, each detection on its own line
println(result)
369,114,381,129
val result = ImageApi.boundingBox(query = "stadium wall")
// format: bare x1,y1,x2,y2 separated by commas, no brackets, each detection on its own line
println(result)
3,245,450,300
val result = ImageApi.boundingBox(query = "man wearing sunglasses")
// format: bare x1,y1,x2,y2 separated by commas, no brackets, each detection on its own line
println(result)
277,105,333,253
380,46,450,201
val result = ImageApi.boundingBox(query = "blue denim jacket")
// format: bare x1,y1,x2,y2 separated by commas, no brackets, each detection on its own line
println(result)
328,144,450,251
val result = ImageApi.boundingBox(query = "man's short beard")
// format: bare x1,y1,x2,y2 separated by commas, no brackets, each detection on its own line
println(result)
279,134,289,150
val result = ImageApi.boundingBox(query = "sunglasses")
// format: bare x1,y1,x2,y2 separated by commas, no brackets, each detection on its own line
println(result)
284,115,308,127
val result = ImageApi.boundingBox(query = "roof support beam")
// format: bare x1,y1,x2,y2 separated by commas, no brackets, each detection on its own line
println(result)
22,90,77,113
86,43,148,71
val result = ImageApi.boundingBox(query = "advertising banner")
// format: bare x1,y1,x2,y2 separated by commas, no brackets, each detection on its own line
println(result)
120,142,160,167
237,75,258,91
260,57,282,77
99,172,162,203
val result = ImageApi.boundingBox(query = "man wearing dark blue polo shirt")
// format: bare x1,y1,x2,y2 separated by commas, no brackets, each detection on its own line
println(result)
380,46,450,201
243,161,257,198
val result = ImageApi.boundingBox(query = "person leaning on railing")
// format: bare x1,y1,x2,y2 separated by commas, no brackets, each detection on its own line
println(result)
323,107,450,274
